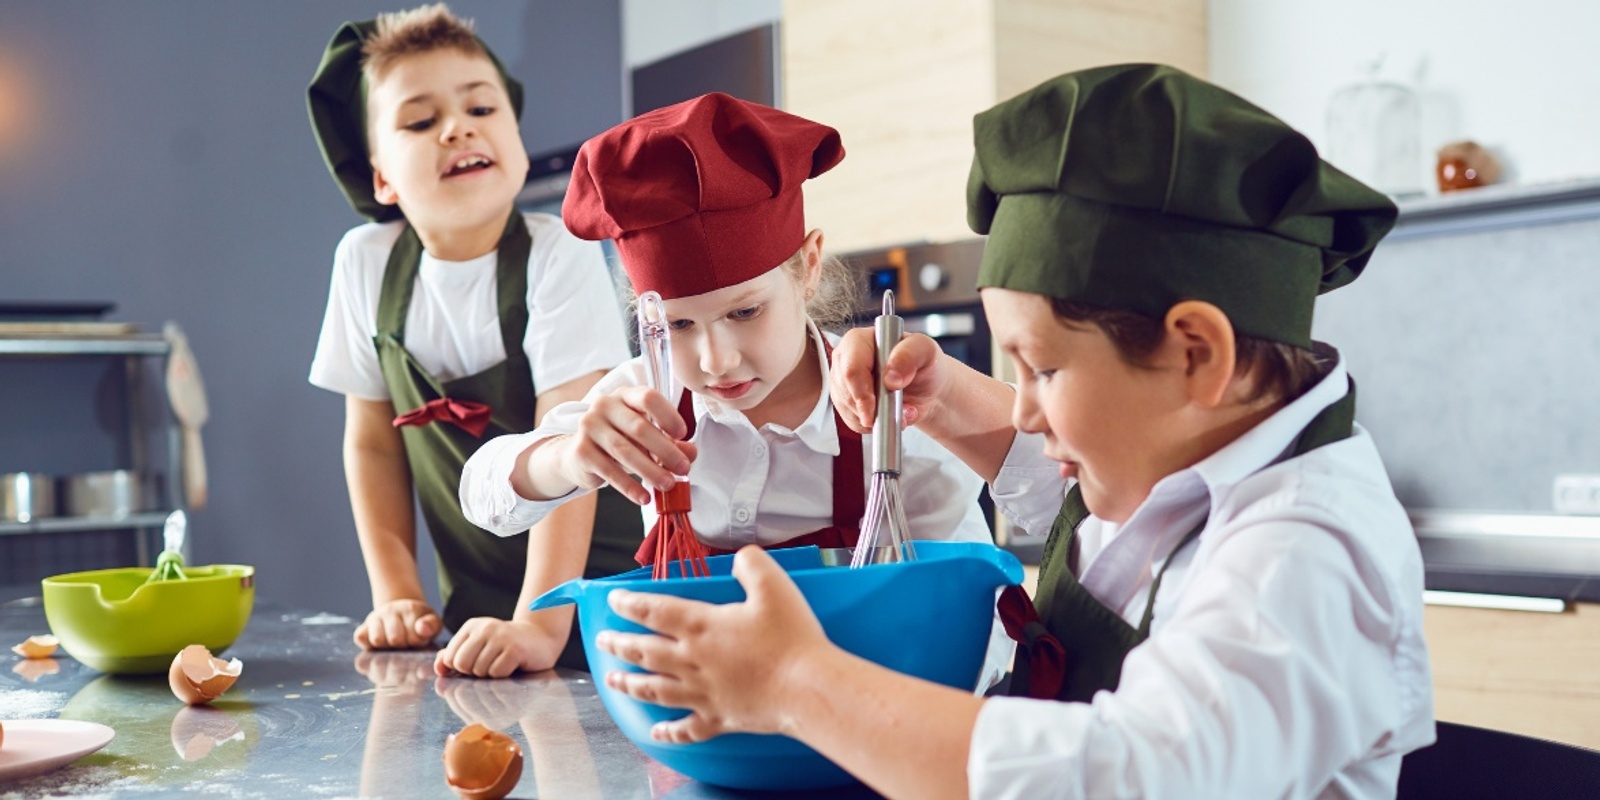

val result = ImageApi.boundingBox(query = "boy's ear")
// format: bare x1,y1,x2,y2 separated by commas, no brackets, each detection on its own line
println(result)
371,162,399,207
1164,300,1235,408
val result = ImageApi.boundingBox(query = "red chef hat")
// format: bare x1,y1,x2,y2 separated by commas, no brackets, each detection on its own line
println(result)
563,93,845,300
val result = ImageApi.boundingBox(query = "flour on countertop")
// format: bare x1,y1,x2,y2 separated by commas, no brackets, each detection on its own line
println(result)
0,687,66,717
294,612,352,626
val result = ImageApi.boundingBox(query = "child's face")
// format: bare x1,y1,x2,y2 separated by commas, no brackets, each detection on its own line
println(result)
365,49,529,232
661,242,821,423
984,288,1190,523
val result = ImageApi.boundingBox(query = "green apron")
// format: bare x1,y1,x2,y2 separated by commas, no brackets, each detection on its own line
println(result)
374,211,642,670
1007,379,1358,701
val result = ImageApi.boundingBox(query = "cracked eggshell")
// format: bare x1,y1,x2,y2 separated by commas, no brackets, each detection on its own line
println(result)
442,722,523,800
11,634,59,659
168,644,243,705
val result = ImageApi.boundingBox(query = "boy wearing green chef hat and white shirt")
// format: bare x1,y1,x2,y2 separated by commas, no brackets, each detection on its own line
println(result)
305,4,641,677
592,64,1435,798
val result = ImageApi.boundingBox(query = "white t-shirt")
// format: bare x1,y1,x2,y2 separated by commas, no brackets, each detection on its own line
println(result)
308,212,630,401
974,351,1436,800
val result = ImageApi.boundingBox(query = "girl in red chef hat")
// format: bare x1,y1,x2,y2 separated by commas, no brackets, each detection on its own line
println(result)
460,92,1013,689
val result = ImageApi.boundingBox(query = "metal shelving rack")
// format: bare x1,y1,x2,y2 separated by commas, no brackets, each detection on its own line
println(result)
0,332,186,566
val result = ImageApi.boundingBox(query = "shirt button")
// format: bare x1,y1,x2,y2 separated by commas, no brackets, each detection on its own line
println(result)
734,507,751,523
753,443,767,457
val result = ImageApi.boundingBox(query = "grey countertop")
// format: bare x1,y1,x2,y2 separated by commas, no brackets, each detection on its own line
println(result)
0,599,882,799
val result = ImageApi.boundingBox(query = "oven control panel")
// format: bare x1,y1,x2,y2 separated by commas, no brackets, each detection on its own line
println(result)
850,239,985,314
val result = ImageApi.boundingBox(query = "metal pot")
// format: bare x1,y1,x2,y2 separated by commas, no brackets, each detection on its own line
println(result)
62,470,157,519
1,472,57,522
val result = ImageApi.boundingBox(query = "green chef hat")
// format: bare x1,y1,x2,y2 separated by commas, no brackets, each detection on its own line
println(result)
969,63,1396,348
306,20,525,222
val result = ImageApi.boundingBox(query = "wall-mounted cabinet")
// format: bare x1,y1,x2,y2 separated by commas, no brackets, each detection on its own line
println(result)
782,0,1207,253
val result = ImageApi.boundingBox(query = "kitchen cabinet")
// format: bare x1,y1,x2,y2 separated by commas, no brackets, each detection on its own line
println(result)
1424,601,1600,750
0,332,186,570
781,0,1207,253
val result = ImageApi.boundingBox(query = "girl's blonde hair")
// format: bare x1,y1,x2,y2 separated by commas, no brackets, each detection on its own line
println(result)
778,247,861,333
619,241,864,345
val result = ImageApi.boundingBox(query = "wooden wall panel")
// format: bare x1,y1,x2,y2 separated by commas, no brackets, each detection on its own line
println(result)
993,0,1208,102
783,0,1209,253
783,0,996,253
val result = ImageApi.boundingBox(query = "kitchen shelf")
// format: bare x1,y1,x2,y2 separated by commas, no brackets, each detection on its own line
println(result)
0,511,173,537
0,333,169,356
1390,176,1600,242
0,331,185,570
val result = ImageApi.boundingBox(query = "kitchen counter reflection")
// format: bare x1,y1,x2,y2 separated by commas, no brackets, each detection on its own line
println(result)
0,600,882,799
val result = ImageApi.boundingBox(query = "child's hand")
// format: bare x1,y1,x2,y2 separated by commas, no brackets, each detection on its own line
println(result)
596,546,833,742
352,650,434,694
830,329,948,435
353,599,442,650
432,617,562,678
557,385,698,506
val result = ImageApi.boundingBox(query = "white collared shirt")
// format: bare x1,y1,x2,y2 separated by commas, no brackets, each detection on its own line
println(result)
460,322,1014,688
975,351,1435,799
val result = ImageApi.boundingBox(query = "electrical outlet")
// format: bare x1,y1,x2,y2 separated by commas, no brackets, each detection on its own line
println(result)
1553,474,1600,515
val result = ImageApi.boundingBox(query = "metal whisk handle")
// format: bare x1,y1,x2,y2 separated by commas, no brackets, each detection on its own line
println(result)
872,291,905,475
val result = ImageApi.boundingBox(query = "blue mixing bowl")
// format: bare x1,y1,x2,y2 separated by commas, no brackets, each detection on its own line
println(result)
530,541,1021,790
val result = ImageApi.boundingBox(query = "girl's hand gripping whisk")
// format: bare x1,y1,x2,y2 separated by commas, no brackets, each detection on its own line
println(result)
637,291,710,579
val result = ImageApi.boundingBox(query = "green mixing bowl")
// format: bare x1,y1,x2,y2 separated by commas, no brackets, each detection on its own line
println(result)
41,564,255,674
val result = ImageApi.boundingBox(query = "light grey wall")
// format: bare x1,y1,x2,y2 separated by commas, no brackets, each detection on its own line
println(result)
0,1,624,613
1313,216,1600,512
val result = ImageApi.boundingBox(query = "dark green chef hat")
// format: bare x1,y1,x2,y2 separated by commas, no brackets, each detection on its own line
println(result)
306,18,525,222
969,63,1396,348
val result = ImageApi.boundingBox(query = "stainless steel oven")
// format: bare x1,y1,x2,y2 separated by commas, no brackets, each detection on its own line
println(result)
845,238,989,374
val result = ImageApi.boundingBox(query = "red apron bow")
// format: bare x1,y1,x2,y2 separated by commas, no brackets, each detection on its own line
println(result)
998,584,1068,699
392,397,492,438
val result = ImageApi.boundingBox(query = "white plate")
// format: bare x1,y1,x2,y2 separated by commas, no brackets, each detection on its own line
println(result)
0,719,115,782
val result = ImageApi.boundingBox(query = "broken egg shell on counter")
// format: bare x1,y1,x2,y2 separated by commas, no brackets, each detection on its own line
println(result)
442,722,523,800
168,644,243,705
11,633,59,659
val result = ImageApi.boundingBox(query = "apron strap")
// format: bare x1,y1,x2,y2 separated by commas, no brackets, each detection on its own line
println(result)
1004,373,1360,701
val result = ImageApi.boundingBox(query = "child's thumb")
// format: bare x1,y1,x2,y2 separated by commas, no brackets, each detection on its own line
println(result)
415,613,441,637
731,545,800,607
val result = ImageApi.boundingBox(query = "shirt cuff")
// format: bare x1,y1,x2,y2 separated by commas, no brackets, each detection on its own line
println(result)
459,432,581,536
989,432,1067,538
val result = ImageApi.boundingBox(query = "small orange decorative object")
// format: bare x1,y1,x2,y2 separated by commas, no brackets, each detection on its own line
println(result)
1436,140,1502,193
168,644,242,705
442,723,523,800
11,634,59,659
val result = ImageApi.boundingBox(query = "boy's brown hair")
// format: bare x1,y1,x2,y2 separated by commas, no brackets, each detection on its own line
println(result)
361,3,490,83
1052,300,1326,406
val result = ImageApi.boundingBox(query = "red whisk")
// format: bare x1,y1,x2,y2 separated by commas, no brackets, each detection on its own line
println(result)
638,291,710,580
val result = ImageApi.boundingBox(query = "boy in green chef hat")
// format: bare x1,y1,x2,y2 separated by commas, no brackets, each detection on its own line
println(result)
590,64,1436,797
305,3,640,677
